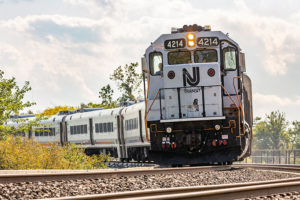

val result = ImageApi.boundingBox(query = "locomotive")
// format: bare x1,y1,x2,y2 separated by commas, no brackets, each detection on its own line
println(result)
142,24,252,165
9,25,252,165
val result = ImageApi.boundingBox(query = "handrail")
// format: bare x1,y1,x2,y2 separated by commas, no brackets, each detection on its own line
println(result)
221,85,239,108
221,85,241,138
143,68,151,142
233,77,245,136
250,99,253,140
147,89,160,115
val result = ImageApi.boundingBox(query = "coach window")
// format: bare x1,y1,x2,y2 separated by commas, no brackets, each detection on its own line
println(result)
149,52,163,76
168,51,191,65
83,125,87,133
194,49,217,63
223,47,237,70
44,129,48,136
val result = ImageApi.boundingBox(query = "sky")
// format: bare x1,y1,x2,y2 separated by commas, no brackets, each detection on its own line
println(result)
0,0,300,121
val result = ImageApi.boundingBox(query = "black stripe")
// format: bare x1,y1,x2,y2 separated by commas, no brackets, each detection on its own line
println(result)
138,110,144,143
177,88,182,118
202,86,206,117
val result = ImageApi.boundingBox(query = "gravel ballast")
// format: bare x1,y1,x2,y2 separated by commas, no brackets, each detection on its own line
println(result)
0,168,299,199
246,191,300,200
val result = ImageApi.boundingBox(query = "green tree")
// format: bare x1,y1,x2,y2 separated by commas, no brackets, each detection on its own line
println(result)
288,121,300,150
253,111,288,150
110,62,143,102
40,106,77,116
98,84,117,108
0,70,37,138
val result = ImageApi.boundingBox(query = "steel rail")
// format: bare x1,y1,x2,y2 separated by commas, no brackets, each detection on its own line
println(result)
0,165,222,184
234,163,300,173
40,177,300,200
2,164,300,184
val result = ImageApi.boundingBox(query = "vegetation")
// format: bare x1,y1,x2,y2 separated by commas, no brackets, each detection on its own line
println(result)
0,70,34,120
110,62,143,102
80,102,102,109
253,110,300,150
0,136,109,169
99,62,143,107
0,70,45,139
98,84,117,108
39,106,77,116
0,69,109,169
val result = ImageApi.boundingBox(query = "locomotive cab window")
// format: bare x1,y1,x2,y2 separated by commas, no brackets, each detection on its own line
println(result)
149,52,163,76
194,49,217,63
168,51,191,65
223,47,237,70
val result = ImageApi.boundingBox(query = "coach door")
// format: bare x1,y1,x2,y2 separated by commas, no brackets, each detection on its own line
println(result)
89,118,95,145
60,116,68,146
117,114,126,159
222,41,239,95
138,110,144,143
28,126,32,139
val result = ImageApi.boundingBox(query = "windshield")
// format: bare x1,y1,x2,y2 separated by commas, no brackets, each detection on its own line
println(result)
149,52,163,75
168,51,191,65
223,47,236,70
194,49,218,63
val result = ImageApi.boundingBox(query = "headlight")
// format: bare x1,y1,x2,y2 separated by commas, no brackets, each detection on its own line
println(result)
166,127,172,133
215,124,221,131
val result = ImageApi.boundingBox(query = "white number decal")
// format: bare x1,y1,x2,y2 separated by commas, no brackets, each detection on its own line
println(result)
197,37,219,46
172,41,176,48
165,39,185,49
198,39,204,46
204,38,209,45
167,41,172,48
179,40,183,47
212,38,218,45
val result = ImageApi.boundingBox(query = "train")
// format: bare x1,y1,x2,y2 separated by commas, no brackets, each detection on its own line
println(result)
9,102,150,162
9,25,252,165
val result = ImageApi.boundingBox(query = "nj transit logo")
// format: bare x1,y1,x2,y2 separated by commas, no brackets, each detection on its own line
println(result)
182,67,200,87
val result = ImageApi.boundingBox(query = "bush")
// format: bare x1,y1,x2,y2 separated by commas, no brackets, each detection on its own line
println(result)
0,136,110,169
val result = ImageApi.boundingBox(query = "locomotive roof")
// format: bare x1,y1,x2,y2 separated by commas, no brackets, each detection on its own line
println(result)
146,29,240,53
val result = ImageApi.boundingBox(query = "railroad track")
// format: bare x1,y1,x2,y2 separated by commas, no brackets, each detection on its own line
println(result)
1,164,300,184
0,165,222,184
104,161,157,169
41,177,300,200
1,164,300,200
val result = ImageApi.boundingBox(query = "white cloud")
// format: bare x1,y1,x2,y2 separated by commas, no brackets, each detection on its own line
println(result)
0,15,102,32
253,93,300,121
1,0,300,116
62,0,300,76
254,93,300,107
